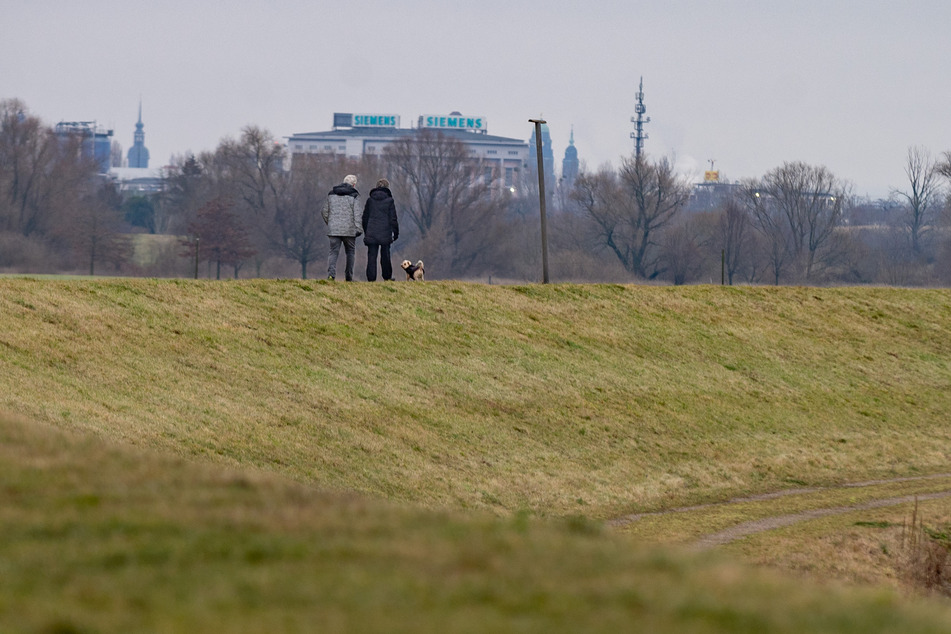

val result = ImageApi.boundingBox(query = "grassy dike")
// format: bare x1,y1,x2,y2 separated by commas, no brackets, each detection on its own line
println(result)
2,278,951,631
2,278,950,517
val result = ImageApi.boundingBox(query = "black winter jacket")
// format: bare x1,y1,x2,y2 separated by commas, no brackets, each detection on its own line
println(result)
361,187,399,245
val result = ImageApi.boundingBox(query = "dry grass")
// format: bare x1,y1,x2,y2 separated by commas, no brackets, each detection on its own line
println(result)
4,278,951,630
719,495,951,596
901,499,951,596
1,279,950,521
4,412,951,633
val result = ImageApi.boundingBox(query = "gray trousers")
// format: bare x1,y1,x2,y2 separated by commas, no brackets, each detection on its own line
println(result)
327,236,356,281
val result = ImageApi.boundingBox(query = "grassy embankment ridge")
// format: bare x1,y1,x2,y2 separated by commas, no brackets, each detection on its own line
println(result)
2,278,951,631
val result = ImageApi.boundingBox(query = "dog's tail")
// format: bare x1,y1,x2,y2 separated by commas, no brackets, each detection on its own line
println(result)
416,260,424,272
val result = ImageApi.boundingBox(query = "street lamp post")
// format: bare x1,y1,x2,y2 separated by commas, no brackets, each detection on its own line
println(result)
529,118,550,284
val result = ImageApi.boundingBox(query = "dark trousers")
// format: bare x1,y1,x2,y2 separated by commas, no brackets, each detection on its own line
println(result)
366,243,393,281
328,236,356,281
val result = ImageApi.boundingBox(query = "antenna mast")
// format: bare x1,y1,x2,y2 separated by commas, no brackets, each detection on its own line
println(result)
630,76,650,158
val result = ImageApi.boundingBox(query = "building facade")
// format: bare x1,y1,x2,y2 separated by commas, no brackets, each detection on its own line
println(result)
54,121,113,174
287,112,530,190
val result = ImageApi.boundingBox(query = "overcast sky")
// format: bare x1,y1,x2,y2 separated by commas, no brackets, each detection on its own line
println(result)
3,0,950,199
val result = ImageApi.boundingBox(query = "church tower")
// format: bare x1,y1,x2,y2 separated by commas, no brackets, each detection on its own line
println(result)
561,126,579,190
127,100,150,168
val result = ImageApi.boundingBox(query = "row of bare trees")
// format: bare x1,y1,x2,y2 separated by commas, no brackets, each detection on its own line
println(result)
570,159,850,284
3,97,951,284
0,99,131,274
569,150,951,286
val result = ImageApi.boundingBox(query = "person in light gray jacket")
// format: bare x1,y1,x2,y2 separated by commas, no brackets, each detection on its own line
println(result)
321,174,362,281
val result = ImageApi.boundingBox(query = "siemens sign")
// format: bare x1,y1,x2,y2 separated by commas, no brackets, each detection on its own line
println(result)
419,115,486,131
334,113,400,128
353,113,399,128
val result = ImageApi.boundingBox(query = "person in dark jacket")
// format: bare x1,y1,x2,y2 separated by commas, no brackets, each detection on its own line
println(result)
361,178,399,281
321,174,361,281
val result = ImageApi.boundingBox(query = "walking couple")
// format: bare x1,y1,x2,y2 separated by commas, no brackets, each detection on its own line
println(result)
321,174,400,281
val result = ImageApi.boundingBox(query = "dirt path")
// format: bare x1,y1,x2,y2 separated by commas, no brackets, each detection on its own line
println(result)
607,473,951,548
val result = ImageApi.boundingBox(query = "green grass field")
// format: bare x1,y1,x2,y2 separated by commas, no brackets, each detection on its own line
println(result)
2,278,951,632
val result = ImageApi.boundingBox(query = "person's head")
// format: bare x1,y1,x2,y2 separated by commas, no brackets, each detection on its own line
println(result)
376,178,389,189
343,174,357,187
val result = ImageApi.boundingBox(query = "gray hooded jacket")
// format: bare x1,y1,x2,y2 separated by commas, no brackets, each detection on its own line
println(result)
321,183,362,237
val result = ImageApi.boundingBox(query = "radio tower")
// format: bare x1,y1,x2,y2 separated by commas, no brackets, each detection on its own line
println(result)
630,76,650,158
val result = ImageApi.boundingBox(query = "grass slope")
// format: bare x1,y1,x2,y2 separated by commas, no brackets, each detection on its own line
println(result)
1,279,949,519
4,413,951,633
3,278,951,631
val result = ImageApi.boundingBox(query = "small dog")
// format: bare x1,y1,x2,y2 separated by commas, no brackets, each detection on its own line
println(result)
401,259,425,281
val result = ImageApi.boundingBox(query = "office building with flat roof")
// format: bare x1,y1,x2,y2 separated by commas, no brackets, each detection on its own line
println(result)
287,112,530,190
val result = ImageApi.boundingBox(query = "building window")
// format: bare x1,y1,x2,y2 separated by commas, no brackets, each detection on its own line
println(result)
505,167,514,187
323,145,333,151
487,150,497,155
508,150,519,156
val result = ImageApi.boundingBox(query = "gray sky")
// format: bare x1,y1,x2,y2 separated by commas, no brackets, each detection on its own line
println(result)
3,0,950,199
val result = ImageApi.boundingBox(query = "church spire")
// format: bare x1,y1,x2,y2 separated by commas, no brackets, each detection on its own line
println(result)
561,124,579,190
127,98,150,168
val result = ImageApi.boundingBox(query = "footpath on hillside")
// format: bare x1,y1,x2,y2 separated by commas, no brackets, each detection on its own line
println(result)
608,474,951,548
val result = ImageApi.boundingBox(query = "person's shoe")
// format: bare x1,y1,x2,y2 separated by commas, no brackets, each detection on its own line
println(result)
327,275,335,281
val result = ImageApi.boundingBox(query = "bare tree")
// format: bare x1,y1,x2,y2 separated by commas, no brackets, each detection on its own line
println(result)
276,154,342,279
0,99,99,239
158,153,215,234
745,162,849,282
215,126,288,269
717,195,753,285
571,154,691,279
182,197,255,279
740,181,791,285
937,150,951,186
61,181,131,275
571,167,628,270
382,129,500,276
659,219,705,285
892,146,942,255
216,127,360,279
384,129,471,239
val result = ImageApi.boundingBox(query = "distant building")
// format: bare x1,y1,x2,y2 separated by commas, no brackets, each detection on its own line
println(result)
54,120,113,173
127,101,150,168
526,119,556,204
687,170,742,212
287,112,529,191
109,167,165,195
561,126,579,190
